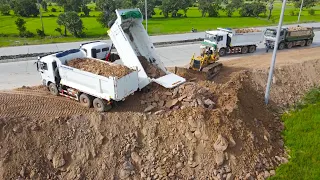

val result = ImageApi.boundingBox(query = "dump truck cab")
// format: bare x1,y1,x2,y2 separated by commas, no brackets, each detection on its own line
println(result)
80,41,112,60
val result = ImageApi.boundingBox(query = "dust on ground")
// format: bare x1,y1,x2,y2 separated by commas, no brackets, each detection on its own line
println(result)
1,47,320,180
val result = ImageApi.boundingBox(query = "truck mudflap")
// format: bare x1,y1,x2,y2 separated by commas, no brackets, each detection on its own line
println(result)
153,73,186,89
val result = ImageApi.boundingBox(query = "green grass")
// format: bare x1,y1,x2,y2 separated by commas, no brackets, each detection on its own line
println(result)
269,88,320,180
0,1,319,47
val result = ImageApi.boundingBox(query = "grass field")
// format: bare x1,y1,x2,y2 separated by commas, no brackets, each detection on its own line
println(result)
269,88,320,180
0,1,319,47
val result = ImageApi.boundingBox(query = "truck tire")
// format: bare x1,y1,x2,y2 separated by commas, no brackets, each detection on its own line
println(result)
306,39,312,46
300,40,306,47
93,98,112,112
248,46,256,53
48,83,59,96
241,46,248,54
79,93,93,108
286,42,293,49
278,42,285,50
219,48,226,57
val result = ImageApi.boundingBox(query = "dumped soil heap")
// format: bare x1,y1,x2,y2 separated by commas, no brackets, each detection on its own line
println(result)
138,56,166,78
1,47,320,179
67,58,133,78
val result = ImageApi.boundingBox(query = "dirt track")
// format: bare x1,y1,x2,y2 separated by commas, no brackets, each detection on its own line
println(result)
1,47,320,180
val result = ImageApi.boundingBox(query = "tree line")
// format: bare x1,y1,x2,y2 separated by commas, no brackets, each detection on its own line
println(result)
0,0,318,38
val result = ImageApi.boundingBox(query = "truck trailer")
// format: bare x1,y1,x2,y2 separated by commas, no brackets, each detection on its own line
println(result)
202,27,265,57
264,26,315,52
37,49,139,112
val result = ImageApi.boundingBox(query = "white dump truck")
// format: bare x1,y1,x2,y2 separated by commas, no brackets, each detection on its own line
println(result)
202,27,265,56
107,8,186,89
36,49,139,112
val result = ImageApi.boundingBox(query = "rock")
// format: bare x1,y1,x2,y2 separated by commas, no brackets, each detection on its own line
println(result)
217,174,223,180
140,100,147,105
264,171,270,178
165,99,179,108
194,130,201,139
52,153,65,168
188,117,198,129
204,99,215,106
141,172,147,178
119,169,131,179
224,165,231,173
226,173,234,180
164,92,172,96
272,76,277,84
123,161,134,171
13,126,22,133
213,169,218,176
185,132,194,141
269,170,275,176
144,105,155,112
20,166,25,177
281,157,289,164
158,101,165,107
228,136,236,147
215,151,225,166
178,95,188,101
154,94,160,101
172,88,179,98
176,162,183,169
152,102,157,107
245,173,254,180
196,98,204,107
154,110,164,115
214,134,229,152
131,152,142,165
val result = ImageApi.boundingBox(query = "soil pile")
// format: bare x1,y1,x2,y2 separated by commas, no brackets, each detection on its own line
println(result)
67,58,133,78
138,56,166,78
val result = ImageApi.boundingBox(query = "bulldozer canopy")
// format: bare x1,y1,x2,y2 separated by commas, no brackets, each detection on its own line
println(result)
201,41,217,49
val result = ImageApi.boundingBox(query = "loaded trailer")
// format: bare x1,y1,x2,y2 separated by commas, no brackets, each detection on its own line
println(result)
36,49,139,112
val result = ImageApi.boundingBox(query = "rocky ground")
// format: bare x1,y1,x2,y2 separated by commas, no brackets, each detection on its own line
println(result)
0,47,320,180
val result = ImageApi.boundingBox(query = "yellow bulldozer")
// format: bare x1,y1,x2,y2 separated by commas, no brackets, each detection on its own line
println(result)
189,41,223,80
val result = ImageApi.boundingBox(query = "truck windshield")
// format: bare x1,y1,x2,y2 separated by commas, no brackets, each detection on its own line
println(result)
205,33,217,42
265,29,276,37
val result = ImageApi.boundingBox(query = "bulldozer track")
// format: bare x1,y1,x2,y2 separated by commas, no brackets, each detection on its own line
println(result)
0,90,92,119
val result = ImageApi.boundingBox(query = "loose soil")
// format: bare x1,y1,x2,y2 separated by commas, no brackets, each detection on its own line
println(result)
138,56,166,78
67,58,133,78
1,47,320,180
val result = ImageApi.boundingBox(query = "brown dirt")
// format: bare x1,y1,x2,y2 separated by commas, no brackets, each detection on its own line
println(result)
67,58,133,78
138,56,166,78
1,47,320,180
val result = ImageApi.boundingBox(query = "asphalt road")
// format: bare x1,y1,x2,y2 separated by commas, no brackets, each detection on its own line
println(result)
0,22,319,56
1,30,319,90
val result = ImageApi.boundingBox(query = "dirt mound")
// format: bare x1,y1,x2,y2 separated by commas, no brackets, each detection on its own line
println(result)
2,48,320,179
67,58,133,78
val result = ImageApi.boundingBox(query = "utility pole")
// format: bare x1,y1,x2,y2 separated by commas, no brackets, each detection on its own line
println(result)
265,0,287,104
37,0,45,33
145,0,148,32
298,0,304,22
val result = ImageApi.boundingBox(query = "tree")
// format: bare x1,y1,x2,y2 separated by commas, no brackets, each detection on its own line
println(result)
82,5,90,16
41,0,48,11
198,0,221,17
96,0,125,27
0,4,10,15
290,0,318,8
267,0,274,20
57,11,84,37
55,0,89,12
13,0,39,17
239,2,266,17
224,0,244,17
180,0,193,16
15,17,35,37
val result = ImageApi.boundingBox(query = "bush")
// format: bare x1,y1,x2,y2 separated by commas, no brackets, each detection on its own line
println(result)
36,29,45,37
48,3,52,6
290,10,295,16
0,4,11,15
48,14,56,17
308,9,315,15
20,31,35,38
51,8,57,12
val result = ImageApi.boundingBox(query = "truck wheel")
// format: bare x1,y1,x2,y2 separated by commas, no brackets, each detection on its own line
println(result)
241,46,249,54
48,83,59,96
300,40,306,47
79,93,93,108
278,42,285,50
287,42,293,49
248,46,256,53
306,39,312,46
219,48,226,57
93,98,112,112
